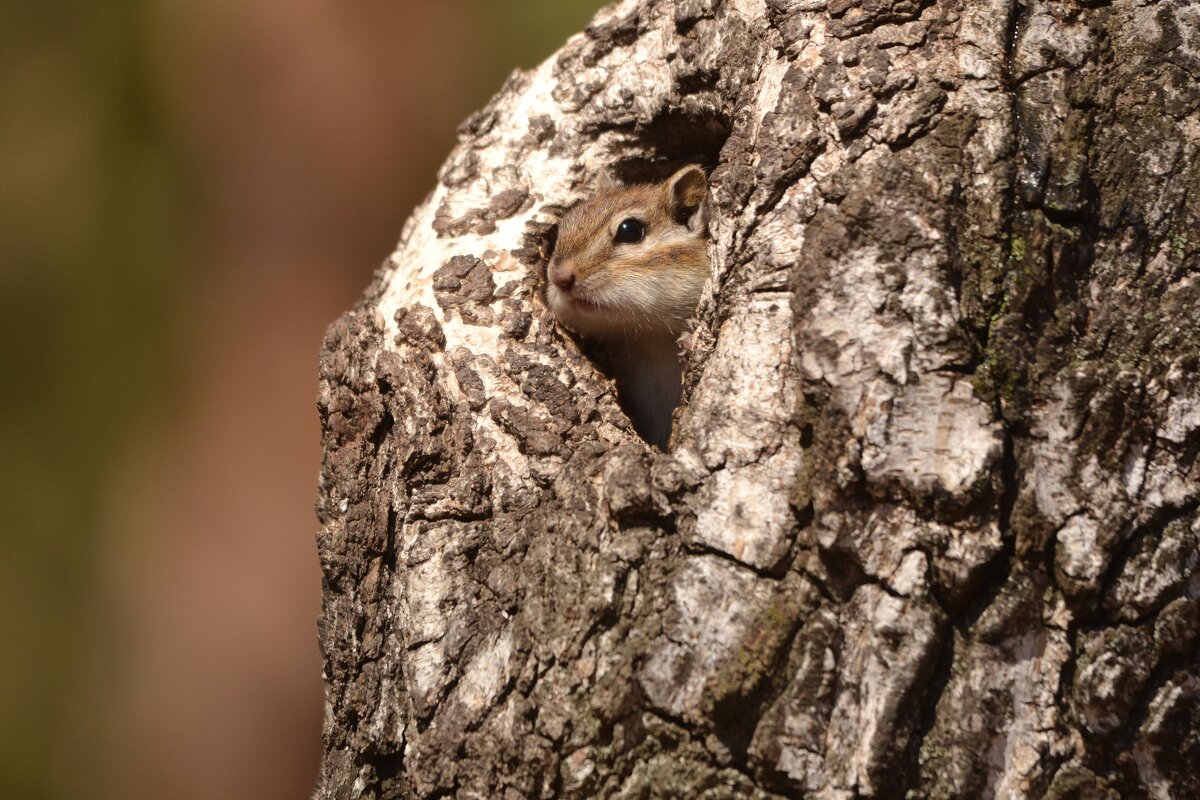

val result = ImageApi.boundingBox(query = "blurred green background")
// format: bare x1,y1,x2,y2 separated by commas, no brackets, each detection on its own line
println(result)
0,2,600,797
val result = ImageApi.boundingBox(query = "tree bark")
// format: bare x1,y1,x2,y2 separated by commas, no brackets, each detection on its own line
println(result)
314,0,1200,797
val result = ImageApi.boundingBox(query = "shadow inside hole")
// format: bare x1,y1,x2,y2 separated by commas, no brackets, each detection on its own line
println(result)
606,107,732,185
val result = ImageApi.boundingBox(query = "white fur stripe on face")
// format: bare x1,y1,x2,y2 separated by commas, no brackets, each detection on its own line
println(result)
556,266,706,339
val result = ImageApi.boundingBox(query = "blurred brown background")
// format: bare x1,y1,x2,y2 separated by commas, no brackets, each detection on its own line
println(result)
0,2,599,798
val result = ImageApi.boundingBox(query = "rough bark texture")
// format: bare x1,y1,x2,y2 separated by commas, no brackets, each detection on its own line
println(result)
314,1,1200,797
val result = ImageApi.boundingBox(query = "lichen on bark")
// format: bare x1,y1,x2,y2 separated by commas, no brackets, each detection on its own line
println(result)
314,0,1200,797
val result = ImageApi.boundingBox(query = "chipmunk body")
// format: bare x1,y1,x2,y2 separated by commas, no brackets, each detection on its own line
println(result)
546,165,710,449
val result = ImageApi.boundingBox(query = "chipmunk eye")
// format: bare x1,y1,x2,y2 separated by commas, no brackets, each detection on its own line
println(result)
614,218,645,244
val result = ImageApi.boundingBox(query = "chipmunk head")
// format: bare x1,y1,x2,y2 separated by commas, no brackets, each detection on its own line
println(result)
546,165,710,340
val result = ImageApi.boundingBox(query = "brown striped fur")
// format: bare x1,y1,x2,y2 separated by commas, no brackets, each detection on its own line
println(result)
545,165,710,448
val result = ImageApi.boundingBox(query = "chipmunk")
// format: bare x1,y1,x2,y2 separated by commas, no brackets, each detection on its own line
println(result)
545,165,710,449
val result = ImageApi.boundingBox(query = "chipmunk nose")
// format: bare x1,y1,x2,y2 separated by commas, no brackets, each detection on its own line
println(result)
551,262,576,292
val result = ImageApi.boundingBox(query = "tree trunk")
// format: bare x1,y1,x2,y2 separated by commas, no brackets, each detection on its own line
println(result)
313,0,1200,797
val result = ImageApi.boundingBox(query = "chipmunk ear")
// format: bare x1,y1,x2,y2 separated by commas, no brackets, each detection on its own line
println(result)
666,165,708,230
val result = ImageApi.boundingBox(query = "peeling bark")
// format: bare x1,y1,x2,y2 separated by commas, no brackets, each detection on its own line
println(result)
314,1,1200,797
